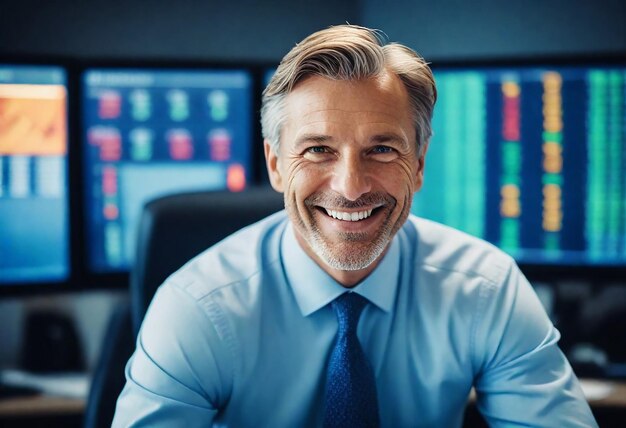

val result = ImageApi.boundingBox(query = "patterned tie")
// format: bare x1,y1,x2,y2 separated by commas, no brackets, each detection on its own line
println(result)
323,292,380,428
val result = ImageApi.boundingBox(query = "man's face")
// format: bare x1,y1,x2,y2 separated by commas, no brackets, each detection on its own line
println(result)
265,73,427,286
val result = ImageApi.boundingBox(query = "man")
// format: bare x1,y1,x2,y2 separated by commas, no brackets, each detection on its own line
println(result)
113,25,597,427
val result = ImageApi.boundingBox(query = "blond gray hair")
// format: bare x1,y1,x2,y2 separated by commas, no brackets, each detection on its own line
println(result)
261,24,437,156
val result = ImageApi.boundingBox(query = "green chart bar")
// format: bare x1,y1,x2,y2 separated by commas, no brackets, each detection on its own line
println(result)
586,70,625,261
412,72,486,239
607,71,624,256
623,71,626,257
464,74,486,238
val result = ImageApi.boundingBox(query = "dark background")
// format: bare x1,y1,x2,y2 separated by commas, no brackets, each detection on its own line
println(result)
1,0,624,61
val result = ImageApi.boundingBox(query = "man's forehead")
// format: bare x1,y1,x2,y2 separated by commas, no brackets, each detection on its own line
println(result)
282,74,413,138
286,75,408,117
288,72,406,101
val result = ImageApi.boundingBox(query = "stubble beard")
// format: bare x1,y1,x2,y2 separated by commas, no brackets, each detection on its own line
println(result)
289,191,403,271
310,225,392,271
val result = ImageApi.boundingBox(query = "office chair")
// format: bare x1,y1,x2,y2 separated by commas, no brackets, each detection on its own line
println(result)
83,186,283,428
130,186,284,335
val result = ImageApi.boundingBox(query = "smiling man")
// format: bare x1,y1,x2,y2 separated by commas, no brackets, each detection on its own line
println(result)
113,25,597,427
269,73,419,285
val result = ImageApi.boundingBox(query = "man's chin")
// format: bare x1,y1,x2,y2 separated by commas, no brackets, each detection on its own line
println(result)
313,240,386,272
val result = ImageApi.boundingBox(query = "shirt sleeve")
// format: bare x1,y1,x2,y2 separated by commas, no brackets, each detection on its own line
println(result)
472,260,598,427
112,281,234,427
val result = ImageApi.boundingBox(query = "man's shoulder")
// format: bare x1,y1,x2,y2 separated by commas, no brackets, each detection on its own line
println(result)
163,210,288,300
405,215,515,285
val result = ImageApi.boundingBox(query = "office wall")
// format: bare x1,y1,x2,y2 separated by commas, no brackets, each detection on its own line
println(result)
0,0,359,60
362,0,626,60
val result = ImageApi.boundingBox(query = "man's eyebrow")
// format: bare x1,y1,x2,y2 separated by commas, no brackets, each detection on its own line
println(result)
370,133,410,150
294,134,333,148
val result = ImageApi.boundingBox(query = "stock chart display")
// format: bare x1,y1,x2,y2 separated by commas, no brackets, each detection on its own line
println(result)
0,65,69,284
82,68,253,273
413,65,625,265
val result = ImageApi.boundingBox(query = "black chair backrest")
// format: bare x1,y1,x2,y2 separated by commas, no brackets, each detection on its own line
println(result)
130,187,284,334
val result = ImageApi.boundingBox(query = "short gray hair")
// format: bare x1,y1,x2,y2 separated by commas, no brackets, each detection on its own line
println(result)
261,25,437,156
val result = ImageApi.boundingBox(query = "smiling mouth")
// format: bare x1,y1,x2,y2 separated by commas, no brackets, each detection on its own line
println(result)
323,208,376,221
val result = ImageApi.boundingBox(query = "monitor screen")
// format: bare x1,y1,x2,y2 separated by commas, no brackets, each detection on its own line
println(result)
0,65,69,285
82,68,253,273
412,63,626,266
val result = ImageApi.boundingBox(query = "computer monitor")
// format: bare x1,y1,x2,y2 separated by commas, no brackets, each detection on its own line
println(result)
0,65,69,286
413,62,626,267
82,67,253,273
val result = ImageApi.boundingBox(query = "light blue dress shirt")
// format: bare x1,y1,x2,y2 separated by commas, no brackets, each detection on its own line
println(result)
113,212,597,427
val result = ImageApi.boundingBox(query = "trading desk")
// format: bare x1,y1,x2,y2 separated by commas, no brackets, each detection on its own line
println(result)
0,394,84,428
0,379,625,427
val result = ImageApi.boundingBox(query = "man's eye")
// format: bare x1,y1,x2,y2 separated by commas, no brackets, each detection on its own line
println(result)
372,146,394,154
306,146,328,154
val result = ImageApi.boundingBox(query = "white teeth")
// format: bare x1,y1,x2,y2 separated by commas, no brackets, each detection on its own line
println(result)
324,208,374,221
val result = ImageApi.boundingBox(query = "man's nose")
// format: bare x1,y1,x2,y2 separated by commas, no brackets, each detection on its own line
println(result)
330,154,372,201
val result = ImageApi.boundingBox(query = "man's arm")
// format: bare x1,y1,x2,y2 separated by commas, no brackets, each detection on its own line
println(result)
472,261,597,427
112,282,233,427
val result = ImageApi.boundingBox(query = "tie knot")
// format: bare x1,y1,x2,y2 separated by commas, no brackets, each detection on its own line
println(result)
331,292,368,333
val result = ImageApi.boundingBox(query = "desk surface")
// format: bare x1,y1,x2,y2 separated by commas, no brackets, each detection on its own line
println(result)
0,369,88,417
465,379,626,408
0,379,624,418
581,379,626,407
0,394,85,417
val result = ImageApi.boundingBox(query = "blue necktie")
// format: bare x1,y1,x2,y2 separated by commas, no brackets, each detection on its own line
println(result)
323,292,380,428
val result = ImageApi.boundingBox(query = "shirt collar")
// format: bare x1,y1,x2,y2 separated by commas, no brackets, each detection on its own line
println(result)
281,222,400,317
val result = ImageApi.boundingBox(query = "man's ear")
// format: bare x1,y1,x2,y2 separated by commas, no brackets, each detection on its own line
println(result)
264,139,284,192
414,140,429,193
